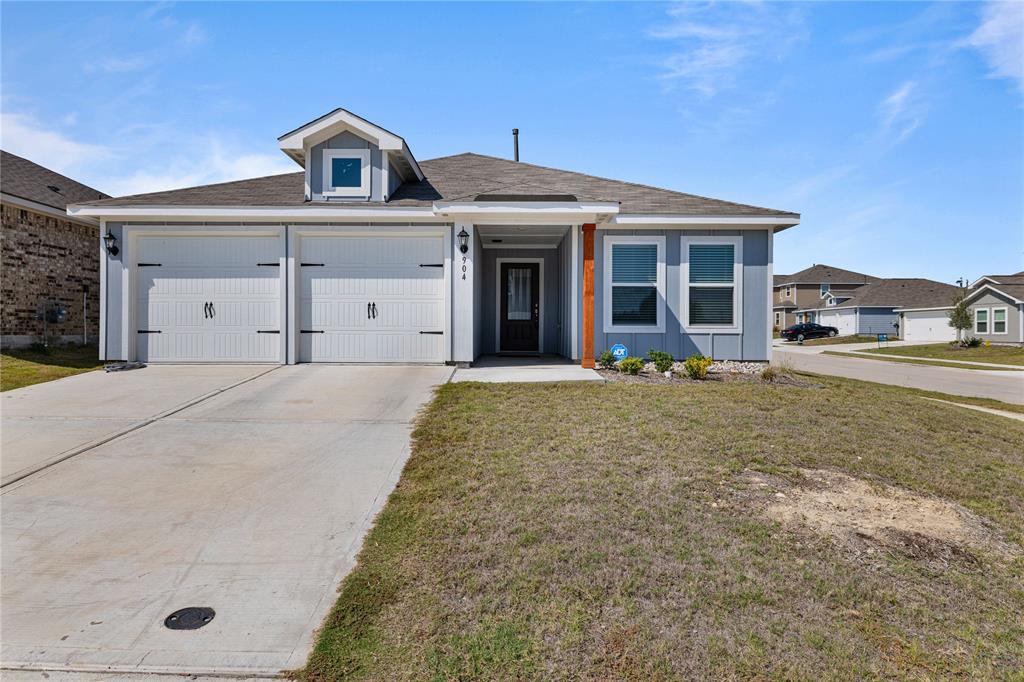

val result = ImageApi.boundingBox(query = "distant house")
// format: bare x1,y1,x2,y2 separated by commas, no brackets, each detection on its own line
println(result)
890,272,1024,344
796,278,959,338
1,151,109,348
772,264,878,329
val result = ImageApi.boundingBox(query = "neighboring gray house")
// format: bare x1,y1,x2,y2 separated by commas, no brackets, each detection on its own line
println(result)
68,108,800,366
796,278,959,338
964,273,1024,344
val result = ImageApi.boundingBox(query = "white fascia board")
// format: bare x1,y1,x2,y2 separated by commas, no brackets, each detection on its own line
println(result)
67,204,440,221
963,283,1024,305
402,142,424,181
1,193,100,226
894,306,954,313
278,109,404,152
607,214,800,229
433,201,619,222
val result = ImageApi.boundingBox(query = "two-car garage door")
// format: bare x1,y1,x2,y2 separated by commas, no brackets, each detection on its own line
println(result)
135,233,445,363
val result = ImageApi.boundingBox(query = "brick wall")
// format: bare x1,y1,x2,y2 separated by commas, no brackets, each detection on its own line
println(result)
1,202,100,345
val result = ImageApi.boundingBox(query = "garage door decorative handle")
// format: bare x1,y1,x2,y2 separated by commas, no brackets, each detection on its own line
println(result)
371,302,377,319
419,263,443,268
204,302,210,319
419,331,442,335
300,329,324,334
256,330,279,334
367,302,372,319
137,330,162,334
138,262,162,267
257,262,279,267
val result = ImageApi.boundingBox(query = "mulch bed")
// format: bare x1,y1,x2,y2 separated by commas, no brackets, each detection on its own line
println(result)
596,369,820,388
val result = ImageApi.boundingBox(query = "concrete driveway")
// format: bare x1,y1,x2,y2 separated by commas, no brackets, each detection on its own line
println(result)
774,342,1024,405
1,364,452,676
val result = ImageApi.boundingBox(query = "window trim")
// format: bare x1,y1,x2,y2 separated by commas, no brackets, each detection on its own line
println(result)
974,307,989,335
992,306,1008,335
322,148,371,197
820,283,830,297
783,285,792,299
602,235,666,334
681,235,743,334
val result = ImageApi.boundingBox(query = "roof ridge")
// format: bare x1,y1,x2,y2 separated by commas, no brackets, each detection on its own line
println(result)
425,152,796,215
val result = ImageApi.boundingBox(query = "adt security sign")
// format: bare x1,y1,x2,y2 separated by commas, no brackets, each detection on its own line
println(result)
610,343,628,360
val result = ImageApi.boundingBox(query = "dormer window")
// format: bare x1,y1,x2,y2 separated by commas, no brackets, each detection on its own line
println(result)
322,149,370,197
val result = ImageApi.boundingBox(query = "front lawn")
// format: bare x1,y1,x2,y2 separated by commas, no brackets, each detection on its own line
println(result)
1,344,102,391
821,350,1024,371
303,376,1024,680
861,342,1024,366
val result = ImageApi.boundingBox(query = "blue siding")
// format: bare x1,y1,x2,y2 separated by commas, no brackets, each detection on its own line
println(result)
590,229,770,361
858,307,899,336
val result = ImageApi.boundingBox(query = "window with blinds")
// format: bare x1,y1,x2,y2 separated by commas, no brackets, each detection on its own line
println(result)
611,243,658,326
685,240,739,328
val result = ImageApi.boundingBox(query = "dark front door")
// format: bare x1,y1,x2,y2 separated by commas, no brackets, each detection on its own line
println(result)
500,262,540,352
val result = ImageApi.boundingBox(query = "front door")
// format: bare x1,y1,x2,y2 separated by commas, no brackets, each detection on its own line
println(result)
500,262,540,352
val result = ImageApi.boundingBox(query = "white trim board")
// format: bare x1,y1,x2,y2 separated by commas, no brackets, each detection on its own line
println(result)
680,234,743,335
602,234,666,335
321,148,371,198
495,257,544,354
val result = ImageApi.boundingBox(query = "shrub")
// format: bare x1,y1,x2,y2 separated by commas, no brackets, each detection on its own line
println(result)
648,349,675,373
683,354,714,380
598,350,617,369
618,356,645,375
961,336,982,348
761,365,780,383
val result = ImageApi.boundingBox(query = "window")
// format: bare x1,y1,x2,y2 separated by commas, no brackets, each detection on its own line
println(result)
774,312,782,328
820,283,830,297
682,235,742,332
322,148,370,196
783,285,792,299
603,236,665,333
975,308,989,334
993,307,1007,334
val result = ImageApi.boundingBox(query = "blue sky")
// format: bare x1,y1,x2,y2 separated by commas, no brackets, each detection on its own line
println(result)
2,1,1021,281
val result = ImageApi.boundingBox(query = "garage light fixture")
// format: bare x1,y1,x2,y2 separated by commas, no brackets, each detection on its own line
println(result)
103,231,119,256
457,228,469,254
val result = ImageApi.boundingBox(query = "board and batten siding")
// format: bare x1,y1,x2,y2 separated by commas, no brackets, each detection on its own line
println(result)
590,229,771,362
308,131,385,202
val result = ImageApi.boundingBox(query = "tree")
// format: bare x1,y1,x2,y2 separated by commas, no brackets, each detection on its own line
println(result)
947,288,972,343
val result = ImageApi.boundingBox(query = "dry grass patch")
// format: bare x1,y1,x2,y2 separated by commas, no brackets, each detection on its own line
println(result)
302,375,1024,681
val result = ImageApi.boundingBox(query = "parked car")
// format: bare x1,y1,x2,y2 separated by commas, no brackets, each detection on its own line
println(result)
780,323,839,342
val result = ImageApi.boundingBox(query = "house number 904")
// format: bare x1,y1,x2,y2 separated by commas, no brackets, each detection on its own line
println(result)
462,256,467,280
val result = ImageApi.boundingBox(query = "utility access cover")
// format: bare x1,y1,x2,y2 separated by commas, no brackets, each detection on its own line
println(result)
164,606,215,630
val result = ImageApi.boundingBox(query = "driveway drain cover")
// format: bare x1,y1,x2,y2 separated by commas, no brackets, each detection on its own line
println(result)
164,607,215,630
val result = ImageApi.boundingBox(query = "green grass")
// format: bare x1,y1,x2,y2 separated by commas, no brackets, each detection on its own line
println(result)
1,344,102,391
860,342,1024,366
302,376,1024,681
821,350,1024,371
793,335,883,346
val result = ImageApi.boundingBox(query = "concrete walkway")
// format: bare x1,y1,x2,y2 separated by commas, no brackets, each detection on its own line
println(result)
922,397,1024,422
774,347,1024,405
452,355,603,383
2,364,451,677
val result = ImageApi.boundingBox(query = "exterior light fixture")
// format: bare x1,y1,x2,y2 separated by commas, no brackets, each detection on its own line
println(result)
103,231,119,256
457,228,469,254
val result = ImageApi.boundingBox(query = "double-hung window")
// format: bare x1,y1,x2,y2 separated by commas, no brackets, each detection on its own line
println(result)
603,236,665,333
322,148,370,197
993,307,1007,334
682,235,742,333
974,308,989,334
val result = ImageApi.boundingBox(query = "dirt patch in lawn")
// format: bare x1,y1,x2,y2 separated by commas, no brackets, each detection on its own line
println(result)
745,469,1021,567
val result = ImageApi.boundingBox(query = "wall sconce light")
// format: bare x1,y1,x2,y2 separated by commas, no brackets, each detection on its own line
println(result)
103,231,119,256
457,228,469,254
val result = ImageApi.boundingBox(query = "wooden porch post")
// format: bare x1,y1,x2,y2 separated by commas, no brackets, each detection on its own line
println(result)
581,223,596,368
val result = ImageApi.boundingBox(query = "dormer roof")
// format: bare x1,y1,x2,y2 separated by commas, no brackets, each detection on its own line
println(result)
277,108,423,181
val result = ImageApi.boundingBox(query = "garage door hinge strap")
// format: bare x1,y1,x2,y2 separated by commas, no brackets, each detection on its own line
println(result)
137,330,162,334
137,263,162,267
257,262,279,267
256,330,280,334
300,329,324,334
419,263,444,268
419,331,443,335
301,262,325,267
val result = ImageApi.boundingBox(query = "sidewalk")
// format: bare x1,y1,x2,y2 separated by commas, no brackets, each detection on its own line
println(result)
844,349,1022,370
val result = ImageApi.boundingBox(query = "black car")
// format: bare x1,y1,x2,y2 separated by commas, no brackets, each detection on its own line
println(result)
780,323,839,342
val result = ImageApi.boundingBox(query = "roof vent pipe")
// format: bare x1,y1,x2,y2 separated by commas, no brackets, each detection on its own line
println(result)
512,128,519,162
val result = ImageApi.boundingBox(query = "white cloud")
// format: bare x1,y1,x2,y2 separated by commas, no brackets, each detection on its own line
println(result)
650,2,806,97
84,56,150,74
877,81,926,143
0,112,110,173
0,110,295,197
964,1,1024,94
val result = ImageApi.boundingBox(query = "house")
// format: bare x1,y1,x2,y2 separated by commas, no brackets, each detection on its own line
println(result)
772,264,877,329
1,151,109,348
964,272,1024,344
67,108,800,367
796,278,959,338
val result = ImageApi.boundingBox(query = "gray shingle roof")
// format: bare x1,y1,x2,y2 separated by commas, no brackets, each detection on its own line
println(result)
775,264,878,287
1,150,108,210
75,152,798,217
973,283,1024,303
837,278,959,309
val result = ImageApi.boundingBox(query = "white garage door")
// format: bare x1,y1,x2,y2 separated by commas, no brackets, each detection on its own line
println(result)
299,235,445,363
135,236,282,362
902,311,955,342
819,309,857,335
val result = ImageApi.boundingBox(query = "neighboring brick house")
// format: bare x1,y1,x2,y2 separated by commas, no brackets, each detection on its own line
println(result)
772,264,878,329
1,151,109,348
